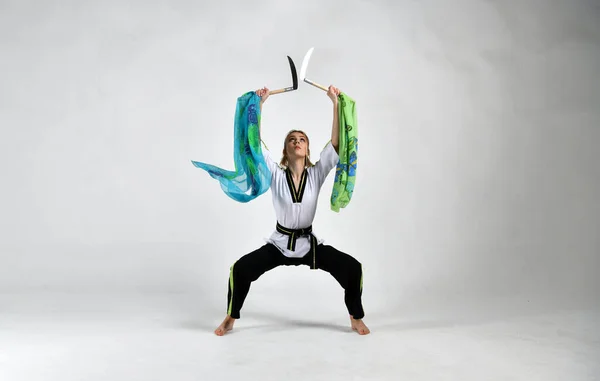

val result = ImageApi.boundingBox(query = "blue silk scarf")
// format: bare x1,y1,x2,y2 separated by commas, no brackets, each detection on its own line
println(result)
191,91,271,202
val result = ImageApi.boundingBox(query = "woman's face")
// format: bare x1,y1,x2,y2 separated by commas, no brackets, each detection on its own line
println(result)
286,132,308,159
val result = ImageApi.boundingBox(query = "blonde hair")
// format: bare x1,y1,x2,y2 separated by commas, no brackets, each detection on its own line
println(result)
280,129,314,168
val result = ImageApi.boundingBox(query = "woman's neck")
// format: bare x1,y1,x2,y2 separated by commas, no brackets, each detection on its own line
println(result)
287,158,305,178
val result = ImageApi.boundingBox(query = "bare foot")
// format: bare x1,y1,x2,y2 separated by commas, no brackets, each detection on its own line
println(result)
214,315,236,336
350,315,370,335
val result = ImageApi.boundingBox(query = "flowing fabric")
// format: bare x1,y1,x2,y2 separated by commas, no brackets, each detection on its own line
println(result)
191,91,271,203
331,92,358,212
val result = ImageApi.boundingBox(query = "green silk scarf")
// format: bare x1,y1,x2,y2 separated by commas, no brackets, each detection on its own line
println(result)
331,93,358,212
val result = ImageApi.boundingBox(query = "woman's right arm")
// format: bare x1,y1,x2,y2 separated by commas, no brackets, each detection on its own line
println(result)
255,87,278,172
255,87,270,136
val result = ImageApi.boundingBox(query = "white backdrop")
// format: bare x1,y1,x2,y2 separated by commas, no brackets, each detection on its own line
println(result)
1,0,599,318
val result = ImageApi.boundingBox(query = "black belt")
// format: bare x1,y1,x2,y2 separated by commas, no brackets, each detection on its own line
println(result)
276,222,317,269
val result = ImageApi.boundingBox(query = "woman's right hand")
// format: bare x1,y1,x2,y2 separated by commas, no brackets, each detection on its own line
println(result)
256,87,270,104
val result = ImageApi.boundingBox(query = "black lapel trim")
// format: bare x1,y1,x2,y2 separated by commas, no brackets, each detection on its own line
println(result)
285,168,308,203
285,169,297,203
296,169,307,202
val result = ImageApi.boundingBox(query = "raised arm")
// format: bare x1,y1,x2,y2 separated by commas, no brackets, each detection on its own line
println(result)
327,85,341,153
255,87,270,138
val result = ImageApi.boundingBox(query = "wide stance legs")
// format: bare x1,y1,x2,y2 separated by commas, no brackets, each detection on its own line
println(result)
214,243,369,335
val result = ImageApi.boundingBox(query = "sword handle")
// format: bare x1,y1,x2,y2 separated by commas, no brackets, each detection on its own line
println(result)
269,87,294,95
304,78,328,92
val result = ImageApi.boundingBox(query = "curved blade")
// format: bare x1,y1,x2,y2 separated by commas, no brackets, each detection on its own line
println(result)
299,47,314,80
287,56,298,90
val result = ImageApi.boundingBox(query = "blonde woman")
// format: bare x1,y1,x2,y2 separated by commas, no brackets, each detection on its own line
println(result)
215,85,369,336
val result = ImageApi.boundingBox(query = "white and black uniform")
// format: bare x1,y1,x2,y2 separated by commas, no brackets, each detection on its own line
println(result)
224,141,365,320
262,141,339,259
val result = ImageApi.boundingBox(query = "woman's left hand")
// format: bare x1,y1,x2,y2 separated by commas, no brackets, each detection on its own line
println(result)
327,85,340,104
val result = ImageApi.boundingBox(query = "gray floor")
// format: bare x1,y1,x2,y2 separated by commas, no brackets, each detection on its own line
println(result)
1,292,598,381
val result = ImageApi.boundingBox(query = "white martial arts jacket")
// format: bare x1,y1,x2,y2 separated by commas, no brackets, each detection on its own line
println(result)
261,141,339,258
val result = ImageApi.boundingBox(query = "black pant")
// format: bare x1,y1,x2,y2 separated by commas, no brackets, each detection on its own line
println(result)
226,243,365,319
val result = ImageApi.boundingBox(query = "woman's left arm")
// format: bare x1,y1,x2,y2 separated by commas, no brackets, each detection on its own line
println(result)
327,85,341,153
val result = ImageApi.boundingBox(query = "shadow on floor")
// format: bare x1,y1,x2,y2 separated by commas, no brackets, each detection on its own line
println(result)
178,311,352,334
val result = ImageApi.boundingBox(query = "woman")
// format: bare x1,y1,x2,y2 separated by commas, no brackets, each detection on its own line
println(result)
214,85,369,336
